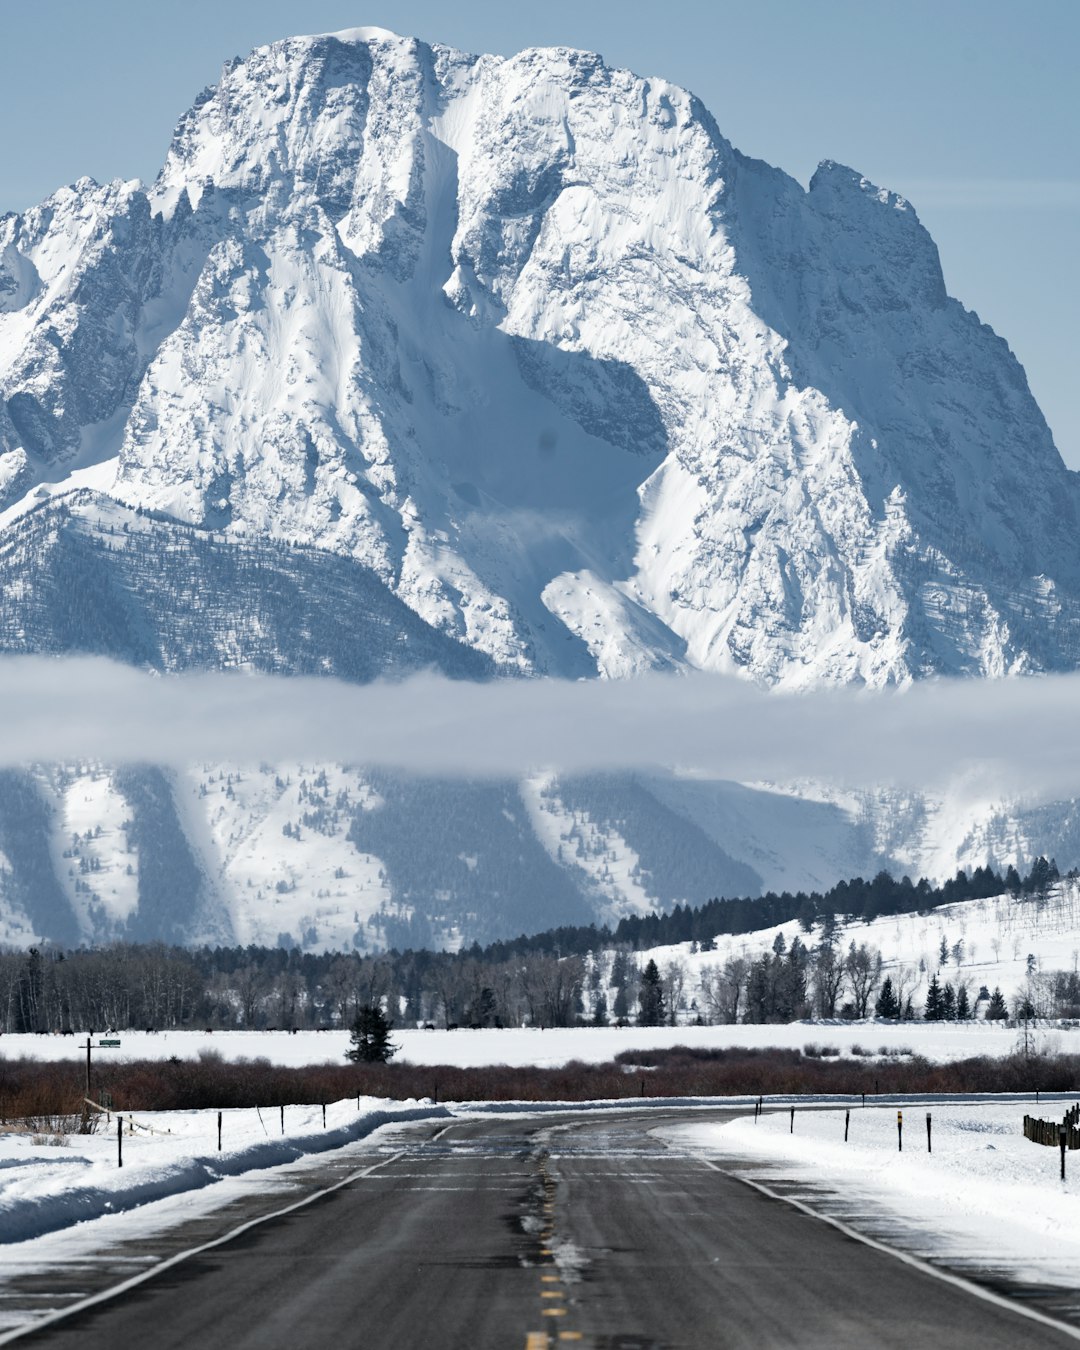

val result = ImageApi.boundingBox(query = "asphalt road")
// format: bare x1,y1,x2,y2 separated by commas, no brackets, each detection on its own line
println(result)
7,1108,1080,1350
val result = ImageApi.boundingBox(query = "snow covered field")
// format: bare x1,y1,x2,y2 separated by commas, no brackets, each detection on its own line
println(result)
0,1096,445,1249
0,1019,1068,1069
671,1097,1080,1294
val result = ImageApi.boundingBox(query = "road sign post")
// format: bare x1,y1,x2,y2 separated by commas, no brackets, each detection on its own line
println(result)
897,1110,903,1152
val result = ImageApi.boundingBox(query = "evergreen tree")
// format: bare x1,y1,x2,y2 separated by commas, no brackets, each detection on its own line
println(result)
956,985,971,1020
938,935,949,967
612,985,630,1022
874,976,900,1019
467,986,498,1028
346,1003,397,1063
638,959,666,1026
942,982,956,1020
924,973,943,1021
592,992,609,1027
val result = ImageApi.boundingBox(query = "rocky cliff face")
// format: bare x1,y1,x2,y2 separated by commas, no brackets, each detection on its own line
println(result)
0,28,1075,946
2,26,1074,687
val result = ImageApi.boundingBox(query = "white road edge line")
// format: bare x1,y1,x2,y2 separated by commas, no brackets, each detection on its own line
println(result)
0,1150,408,1345
697,1157,1080,1343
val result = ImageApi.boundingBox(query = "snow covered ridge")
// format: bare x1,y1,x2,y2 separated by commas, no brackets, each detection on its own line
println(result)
0,26,1074,686
634,878,1080,1026
1,26,1079,946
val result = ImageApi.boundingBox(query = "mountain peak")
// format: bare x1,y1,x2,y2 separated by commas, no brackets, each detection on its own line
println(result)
0,26,1073,689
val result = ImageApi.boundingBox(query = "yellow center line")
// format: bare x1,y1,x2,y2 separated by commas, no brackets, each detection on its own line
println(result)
542,1307,568,1317
559,1334,584,1343
525,1334,547,1350
541,1291,563,1299
541,1274,561,1282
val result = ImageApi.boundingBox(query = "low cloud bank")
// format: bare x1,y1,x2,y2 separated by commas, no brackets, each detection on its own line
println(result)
0,656,1072,797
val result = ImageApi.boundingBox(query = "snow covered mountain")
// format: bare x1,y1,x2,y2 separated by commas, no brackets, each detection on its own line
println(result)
3,25,1074,686
0,27,1077,948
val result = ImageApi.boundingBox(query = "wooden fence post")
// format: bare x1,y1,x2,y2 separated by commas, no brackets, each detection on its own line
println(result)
117,1116,123,1169
218,1111,222,1151
844,1109,850,1142
897,1110,903,1152
926,1112,932,1154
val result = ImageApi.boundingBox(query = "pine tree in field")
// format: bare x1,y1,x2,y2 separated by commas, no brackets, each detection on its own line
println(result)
985,987,1009,1021
346,1003,397,1063
874,976,900,1019
956,985,971,1020
638,959,666,1027
592,992,609,1027
924,973,943,1021
938,935,949,967
942,982,956,1020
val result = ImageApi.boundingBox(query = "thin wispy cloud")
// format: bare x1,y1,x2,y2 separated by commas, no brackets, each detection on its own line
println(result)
0,656,1077,800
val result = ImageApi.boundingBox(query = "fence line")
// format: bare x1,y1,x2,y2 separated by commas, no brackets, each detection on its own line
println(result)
1023,1104,1080,1148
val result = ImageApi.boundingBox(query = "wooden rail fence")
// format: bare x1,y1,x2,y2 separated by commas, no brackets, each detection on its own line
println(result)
1024,1103,1080,1148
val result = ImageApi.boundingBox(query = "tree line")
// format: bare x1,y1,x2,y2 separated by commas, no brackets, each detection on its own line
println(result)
0,858,1068,1034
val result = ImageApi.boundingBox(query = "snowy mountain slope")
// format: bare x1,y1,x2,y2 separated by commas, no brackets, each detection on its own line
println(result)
6,746,1078,953
1,27,1080,946
0,490,494,679
1,26,1076,685
640,880,1080,1023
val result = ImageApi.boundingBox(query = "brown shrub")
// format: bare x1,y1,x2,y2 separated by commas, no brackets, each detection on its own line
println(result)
1,1048,1078,1117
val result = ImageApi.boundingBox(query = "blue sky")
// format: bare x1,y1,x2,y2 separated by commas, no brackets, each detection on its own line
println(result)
2,0,1076,462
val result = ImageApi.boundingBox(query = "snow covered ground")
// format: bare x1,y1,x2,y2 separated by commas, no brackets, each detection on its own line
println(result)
0,1096,445,1249
0,1019,1067,1070
669,1097,1080,1295
647,882,1080,1018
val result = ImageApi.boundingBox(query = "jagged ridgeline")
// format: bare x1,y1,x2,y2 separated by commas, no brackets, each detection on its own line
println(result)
1,27,1079,948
